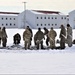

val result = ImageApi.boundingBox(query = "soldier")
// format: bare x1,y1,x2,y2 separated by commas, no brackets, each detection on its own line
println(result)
27,26,33,46
0,27,2,46
66,24,72,47
48,27,57,49
43,27,49,46
23,27,31,50
2,27,8,47
59,25,66,49
34,28,45,49
13,33,21,45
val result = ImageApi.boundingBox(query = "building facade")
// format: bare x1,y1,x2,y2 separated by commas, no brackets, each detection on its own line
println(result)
0,12,19,28
18,10,68,29
69,10,75,29
0,10,75,29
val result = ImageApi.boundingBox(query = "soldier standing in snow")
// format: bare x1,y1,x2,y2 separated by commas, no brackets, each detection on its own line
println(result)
59,25,66,49
0,27,2,46
26,26,33,46
48,27,57,49
34,28,45,49
43,27,49,46
23,27,31,50
66,24,72,47
13,33,21,45
2,27,8,47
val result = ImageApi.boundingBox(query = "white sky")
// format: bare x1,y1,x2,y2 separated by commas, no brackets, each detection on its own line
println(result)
0,0,75,14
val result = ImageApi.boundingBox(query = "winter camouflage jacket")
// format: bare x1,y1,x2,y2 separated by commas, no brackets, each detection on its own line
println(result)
48,29,57,40
23,29,31,42
2,29,8,38
34,30,44,42
0,29,2,39
59,25,66,39
67,26,72,37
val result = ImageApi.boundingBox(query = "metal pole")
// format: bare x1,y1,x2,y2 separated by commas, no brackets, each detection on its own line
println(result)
23,2,26,28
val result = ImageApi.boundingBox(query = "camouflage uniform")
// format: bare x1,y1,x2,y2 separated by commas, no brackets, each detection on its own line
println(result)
13,33,21,45
43,27,49,46
23,28,31,50
34,28,45,49
48,27,57,49
2,27,8,47
27,26,33,46
59,25,66,49
67,24,72,47
0,27,2,46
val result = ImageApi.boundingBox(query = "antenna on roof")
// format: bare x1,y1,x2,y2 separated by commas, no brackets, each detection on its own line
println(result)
23,2,27,29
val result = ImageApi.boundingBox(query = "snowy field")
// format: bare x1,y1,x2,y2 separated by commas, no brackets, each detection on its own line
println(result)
0,29,75,74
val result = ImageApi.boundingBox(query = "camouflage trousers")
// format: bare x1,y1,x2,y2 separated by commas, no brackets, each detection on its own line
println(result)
60,38,65,49
2,37,7,47
49,39,55,49
67,35,72,47
36,40,44,49
24,39,31,50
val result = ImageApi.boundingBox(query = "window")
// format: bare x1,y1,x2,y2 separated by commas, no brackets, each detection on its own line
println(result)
14,24,16,26
61,17,63,19
64,17,66,19
10,23,12,26
52,17,53,19
37,17,39,19
55,24,57,26
52,24,53,26
37,24,38,26
2,18,3,20
2,24,4,26
10,18,12,20
44,24,46,26
55,17,57,19
48,17,50,19
44,17,46,19
14,18,15,20
41,24,42,26
6,18,8,20
6,23,8,26
48,24,50,26
41,17,42,19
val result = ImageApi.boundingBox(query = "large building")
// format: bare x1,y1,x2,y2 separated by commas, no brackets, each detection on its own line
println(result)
0,10,75,29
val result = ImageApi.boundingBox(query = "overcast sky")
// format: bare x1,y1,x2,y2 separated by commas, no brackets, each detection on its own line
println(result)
0,0,75,14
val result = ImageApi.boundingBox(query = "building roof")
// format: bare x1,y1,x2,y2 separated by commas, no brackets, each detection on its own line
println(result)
33,10,60,14
0,11,19,14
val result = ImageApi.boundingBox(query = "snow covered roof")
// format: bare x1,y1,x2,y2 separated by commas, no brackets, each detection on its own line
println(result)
0,11,19,16
30,10,65,15
0,14,18,16
0,11,19,14
33,10,60,14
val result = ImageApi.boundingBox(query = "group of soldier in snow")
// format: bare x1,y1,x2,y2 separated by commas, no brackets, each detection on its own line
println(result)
22,24,72,50
0,24,73,50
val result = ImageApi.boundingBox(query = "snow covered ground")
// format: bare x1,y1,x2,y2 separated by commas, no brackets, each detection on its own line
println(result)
0,29,75,74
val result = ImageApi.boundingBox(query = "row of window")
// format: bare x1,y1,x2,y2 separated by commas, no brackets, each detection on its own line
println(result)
36,17,66,20
1,17,16,20
37,24,58,26
1,23,16,26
